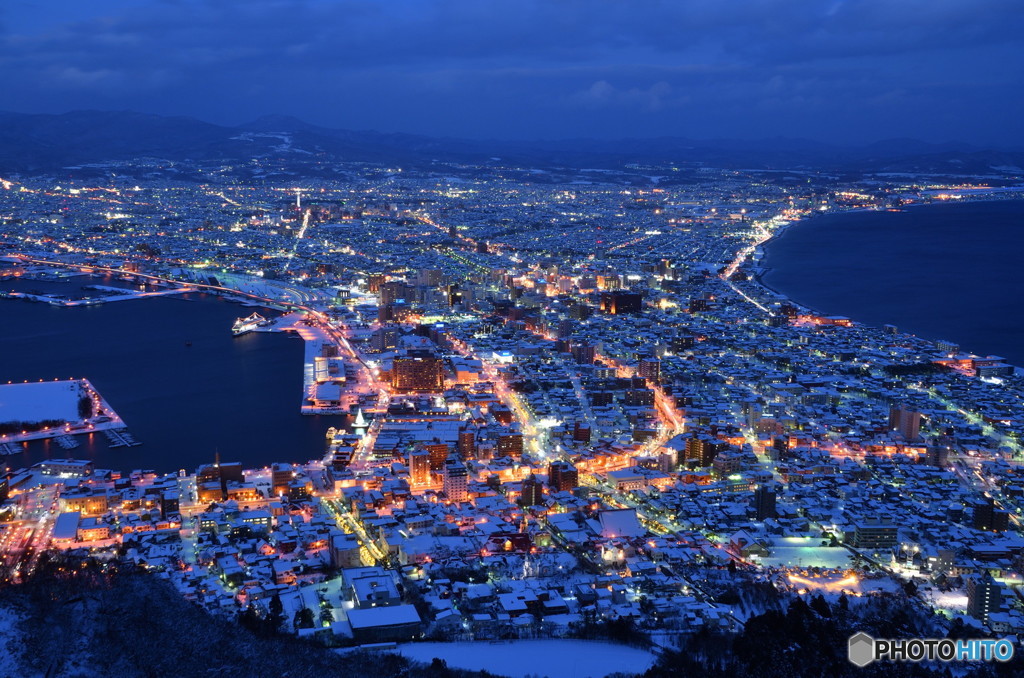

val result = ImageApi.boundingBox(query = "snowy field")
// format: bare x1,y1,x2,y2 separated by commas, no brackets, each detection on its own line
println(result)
0,380,83,424
758,537,853,569
920,589,969,614
388,639,656,678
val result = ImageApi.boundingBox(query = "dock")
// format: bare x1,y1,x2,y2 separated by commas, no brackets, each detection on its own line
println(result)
104,428,142,448
54,435,80,450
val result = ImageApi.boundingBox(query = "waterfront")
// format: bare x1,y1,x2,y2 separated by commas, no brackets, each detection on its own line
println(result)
0,275,345,472
761,199,1024,366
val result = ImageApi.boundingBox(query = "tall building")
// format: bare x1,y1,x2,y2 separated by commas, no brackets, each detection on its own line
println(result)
379,280,415,306
424,443,451,472
520,474,543,507
572,422,592,443
600,290,643,315
547,461,579,492
391,354,445,392
688,297,710,313
966,573,1001,622
638,357,661,382
457,429,477,459
624,389,655,407
850,518,898,550
888,404,922,441
446,284,463,307
972,497,1010,532
443,459,468,503
753,484,777,520
370,326,402,352
271,463,294,497
497,430,523,459
926,445,949,468
685,435,724,467
408,450,431,487
571,343,597,364
741,400,761,429
416,269,443,287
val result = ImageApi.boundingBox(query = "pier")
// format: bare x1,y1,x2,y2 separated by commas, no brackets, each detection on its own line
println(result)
0,378,129,444
103,428,142,448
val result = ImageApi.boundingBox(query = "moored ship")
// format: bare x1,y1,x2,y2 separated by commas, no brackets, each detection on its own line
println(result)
232,312,271,336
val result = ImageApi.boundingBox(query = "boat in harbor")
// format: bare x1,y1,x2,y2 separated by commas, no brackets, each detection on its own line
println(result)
232,312,271,336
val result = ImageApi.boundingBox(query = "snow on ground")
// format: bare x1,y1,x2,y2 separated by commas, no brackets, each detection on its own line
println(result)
759,546,852,569
756,538,853,569
0,380,83,424
388,639,656,678
921,589,969,614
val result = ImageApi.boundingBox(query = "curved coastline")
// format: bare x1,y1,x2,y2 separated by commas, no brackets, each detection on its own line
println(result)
752,197,1024,364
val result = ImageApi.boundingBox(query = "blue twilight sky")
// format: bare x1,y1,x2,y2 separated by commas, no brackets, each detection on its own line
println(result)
1,0,1021,145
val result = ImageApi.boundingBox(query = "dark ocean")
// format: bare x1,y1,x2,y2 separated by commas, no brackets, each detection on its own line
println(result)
0,273,347,473
761,199,1024,366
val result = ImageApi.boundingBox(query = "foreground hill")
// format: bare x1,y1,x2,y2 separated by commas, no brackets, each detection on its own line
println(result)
0,560,408,678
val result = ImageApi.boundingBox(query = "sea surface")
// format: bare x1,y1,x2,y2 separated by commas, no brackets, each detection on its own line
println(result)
0,272,347,473
761,199,1024,366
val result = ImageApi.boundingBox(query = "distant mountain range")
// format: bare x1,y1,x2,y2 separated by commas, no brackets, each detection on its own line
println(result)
0,109,1021,178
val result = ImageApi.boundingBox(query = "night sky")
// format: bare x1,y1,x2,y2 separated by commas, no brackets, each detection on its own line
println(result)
2,0,1021,145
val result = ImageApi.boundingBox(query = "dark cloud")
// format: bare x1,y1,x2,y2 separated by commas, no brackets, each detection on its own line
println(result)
0,0,1020,144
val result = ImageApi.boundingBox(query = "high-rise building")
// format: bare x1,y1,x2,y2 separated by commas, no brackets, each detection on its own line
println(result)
850,518,898,550
571,343,597,364
888,405,923,441
972,497,1010,532
443,459,468,503
966,573,1001,622
624,389,655,407
408,450,431,487
424,442,450,471
370,326,402,352
416,269,443,287
446,284,463,307
497,430,523,459
547,461,579,492
926,445,949,468
688,297,710,313
271,462,294,497
491,405,514,425
740,400,761,429
457,429,477,459
600,290,643,315
753,484,777,520
638,357,661,382
685,435,724,467
379,280,415,306
572,422,591,443
391,354,445,392
520,474,543,507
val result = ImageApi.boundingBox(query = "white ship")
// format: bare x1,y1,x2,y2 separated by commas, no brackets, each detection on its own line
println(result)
232,312,271,336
